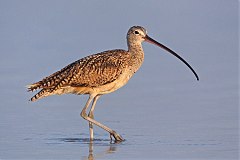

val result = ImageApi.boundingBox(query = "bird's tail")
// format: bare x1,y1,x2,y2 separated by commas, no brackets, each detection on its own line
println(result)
29,89,50,102
26,83,42,92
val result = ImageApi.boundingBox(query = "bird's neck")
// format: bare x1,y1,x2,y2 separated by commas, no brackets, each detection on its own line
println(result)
127,42,145,72
128,42,144,57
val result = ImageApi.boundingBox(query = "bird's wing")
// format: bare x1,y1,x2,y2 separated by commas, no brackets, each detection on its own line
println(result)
27,50,130,92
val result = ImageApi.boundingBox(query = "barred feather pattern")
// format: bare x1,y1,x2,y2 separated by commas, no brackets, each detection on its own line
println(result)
28,49,133,101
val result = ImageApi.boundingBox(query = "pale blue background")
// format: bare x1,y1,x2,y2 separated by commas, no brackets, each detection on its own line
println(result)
0,0,238,159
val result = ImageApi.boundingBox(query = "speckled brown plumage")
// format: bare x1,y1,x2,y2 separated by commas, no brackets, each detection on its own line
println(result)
28,49,136,101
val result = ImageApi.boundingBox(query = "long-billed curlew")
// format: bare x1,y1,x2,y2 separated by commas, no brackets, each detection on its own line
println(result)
27,26,199,142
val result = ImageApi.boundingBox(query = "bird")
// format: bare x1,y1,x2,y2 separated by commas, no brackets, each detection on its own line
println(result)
27,26,199,142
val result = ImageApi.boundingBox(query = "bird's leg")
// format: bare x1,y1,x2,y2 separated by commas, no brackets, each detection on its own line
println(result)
80,95,124,142
81,95,94,141
88,95,100,141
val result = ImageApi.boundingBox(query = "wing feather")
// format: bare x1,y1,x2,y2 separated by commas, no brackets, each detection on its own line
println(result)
27,49,130,92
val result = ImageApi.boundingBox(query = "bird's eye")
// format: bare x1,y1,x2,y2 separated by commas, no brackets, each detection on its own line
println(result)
134,31,139,34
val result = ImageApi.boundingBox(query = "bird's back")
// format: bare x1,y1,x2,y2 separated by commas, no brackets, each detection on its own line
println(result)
28,49,132,101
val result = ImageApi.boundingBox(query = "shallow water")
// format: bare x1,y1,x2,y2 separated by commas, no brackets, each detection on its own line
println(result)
0,85,238,159
0,0,238,159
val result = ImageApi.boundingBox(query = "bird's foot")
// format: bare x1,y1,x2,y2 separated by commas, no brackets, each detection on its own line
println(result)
110,130,124,142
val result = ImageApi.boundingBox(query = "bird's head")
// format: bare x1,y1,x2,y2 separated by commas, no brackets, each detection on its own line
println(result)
127,25,199,81
127,26,147,44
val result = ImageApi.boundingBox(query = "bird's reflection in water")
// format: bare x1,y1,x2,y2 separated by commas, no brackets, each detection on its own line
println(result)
51,137,119,160
86,141,117,160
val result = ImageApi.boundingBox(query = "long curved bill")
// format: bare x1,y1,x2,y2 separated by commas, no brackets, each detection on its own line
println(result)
144,35,199,81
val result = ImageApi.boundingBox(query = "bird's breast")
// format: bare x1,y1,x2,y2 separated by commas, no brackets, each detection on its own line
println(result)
93,69,134,95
